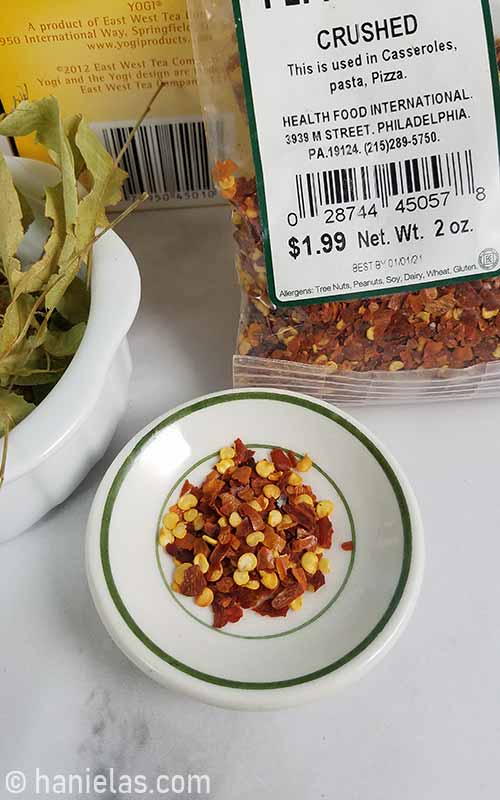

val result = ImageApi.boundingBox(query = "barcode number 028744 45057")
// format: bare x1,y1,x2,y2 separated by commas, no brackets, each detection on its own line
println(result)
287,149,485,260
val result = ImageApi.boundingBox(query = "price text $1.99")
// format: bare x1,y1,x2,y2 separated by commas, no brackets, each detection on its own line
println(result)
288,232,347,260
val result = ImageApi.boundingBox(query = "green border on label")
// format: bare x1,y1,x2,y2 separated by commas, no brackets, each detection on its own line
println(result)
232,0,500,308
99,391,413,690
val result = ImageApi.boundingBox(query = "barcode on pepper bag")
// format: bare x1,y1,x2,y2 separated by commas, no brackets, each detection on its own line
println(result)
93,118,215,201
295,150,476,218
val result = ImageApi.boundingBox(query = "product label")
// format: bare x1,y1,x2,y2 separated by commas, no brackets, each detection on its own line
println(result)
0,0,219,207
234,0,500,305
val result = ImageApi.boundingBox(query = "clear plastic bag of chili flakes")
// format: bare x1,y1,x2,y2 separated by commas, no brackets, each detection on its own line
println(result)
188,0,500,404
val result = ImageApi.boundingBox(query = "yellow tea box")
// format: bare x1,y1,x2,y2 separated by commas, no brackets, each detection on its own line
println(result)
0,0,219,207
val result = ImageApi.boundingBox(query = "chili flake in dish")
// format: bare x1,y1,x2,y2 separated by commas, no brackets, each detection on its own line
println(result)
158,440,335,628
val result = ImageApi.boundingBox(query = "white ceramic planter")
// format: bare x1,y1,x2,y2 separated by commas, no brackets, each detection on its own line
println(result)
0,158,141,542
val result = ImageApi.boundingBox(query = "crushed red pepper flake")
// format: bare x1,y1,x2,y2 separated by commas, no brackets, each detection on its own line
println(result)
159,440,337,628
228,174,500,371
180,565,207,597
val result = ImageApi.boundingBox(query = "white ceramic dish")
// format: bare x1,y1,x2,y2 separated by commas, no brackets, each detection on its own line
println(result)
0,158,141,542
86,389,424,709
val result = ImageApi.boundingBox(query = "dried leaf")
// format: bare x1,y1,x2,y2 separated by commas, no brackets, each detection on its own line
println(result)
0,388,35,487
13,185,65,298
12,366,65,386
0,338,43,381
0,97,78,233
0,152,24,290
56,276,90,324
0,388,35,427
75,118,126,231
45,117,126,310
44,322,86,358
64,114,86,178
0,294,36,357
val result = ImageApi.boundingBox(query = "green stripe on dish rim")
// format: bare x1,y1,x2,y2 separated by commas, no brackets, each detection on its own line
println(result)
100,391,412,690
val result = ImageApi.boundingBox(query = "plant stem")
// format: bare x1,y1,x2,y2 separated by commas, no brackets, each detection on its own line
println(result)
113,83,166,168
0,417,9,488
86,246,93,290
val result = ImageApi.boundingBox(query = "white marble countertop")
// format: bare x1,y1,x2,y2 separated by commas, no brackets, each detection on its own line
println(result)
1,205,499,800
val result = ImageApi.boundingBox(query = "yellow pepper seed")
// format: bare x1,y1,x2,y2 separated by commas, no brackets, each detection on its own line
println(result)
173,523,187,539
296,494,314,507
482,307,499,320
316,500,335,519
183,508,198,523
174,563,192,584
389,360,405,372
290,596,303,611
218,516,228,528
246,580,260,590
178,492,198,511
319,557,331,575
159,529,175,547
233,570,250,586
256,460,275,478
268,510,283,527
238,552,258,572
208,567,223,582
268,471,282,481
263,484,281,499
195,588,214,607
366,326,376,341
229,511,243,528
246,531,265,547
162,512,179,530
260,571,279,590
281,514,294,527
193,553,210,574
301,552,319,575
219,446,236,460
277,326,299,344
248,500,262,511
193,514,205,532
296,454,312,472
287,472,303,487
202,534,218,546
215,458,235,475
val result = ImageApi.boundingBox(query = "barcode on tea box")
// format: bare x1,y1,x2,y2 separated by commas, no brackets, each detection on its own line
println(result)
93,118,217,203
295,150,476,218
